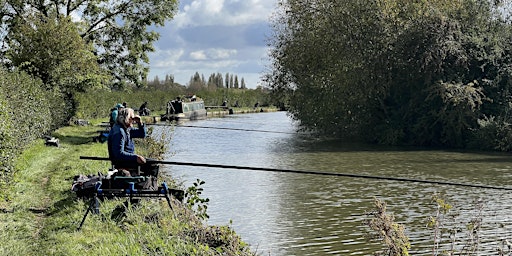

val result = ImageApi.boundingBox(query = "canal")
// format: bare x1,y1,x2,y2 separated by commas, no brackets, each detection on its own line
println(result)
153,111,512,255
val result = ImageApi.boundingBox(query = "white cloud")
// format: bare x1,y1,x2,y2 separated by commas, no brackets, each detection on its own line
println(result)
149,48,185,68
189,48,238,60
174,0,275,28
209,48,237,59
190,50,208,60
148,0,276,88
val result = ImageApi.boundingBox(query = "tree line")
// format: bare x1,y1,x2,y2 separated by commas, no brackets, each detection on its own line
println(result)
266,0,512,151
147,72,248,91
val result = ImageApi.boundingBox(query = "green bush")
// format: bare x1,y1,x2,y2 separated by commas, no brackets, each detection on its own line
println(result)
0,69,52,143
192,88,272,108
0,68,57,193
0,93,15,194
467,115,512,152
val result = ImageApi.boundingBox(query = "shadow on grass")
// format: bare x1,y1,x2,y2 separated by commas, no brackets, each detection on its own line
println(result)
54,133,105,145
51,125,109,146
46,191,80,216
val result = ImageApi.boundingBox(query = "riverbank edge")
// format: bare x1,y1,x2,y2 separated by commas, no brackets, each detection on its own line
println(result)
139,106,279,123
0,120,254,255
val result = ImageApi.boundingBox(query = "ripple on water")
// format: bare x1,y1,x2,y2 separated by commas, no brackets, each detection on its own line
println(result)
155,112,512,256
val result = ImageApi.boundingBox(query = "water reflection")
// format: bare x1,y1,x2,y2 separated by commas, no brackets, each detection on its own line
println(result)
152,111,512,255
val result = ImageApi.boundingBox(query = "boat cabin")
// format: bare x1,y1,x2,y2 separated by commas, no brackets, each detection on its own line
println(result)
163,97,207,121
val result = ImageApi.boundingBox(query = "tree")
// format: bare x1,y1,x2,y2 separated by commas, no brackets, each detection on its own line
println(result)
207,73,217,90
225,73,230,88
5,14,107,122
153,76,161,85
188,71,204,92
1,0,179,89
266,0,512,149
6,14,105,94
241,78,246,89
164,74,174,87
266,0,385,138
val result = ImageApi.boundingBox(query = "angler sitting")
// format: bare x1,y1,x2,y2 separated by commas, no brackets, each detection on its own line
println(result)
107,108,158,178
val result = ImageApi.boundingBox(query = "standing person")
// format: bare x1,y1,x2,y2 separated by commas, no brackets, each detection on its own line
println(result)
108,108,148,176
109,103,124,127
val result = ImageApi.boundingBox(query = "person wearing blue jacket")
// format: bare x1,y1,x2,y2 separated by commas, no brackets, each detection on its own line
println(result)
109,103,124,127
108,107,147,174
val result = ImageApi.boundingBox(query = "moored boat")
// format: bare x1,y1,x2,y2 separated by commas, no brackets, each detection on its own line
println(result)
161,96,207,121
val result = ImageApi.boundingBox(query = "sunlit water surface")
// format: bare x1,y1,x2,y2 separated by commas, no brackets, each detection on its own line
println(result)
151,111,512,255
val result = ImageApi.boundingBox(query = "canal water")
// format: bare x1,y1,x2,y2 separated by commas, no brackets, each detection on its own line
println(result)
153,111,512,255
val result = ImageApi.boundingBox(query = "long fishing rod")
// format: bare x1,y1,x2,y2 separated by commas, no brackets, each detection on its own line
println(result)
80,156,512,191
148,123,298,135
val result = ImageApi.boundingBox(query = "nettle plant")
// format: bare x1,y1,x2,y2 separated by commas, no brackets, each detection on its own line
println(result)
185,179,210,220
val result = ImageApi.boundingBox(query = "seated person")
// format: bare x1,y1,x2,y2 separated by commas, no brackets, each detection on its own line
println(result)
108,108,157,177
138,101,150,116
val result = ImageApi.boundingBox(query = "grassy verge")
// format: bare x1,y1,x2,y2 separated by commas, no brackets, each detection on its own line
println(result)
0,121,253,255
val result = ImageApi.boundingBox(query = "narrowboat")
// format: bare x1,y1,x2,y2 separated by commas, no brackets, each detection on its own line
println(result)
161,97,207,121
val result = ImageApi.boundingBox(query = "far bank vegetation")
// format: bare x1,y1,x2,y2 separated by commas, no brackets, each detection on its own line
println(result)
266,0,512,152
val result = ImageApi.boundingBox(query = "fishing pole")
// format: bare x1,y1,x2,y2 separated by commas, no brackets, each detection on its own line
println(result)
79,156,512,191
148,123,298,135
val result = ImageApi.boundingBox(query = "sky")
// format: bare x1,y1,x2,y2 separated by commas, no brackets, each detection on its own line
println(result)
147,0,278,89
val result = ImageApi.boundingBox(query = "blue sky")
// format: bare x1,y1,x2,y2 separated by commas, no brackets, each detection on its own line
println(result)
148,0,277,88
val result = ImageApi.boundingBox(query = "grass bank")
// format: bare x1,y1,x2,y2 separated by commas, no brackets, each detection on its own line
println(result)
0,120,253,255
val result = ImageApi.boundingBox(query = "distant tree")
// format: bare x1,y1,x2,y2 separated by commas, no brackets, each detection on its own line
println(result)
234,75,239,89
241,78,246,89
1,0,179,89
216,73,224,88
207,73,217,90
188,71,204,92
229,74,234,88
225,73,230,88
153,76,161,86
165,74,174,86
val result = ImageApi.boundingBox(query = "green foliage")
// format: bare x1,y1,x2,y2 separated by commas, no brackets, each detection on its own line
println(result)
74,88,183,119
0,92,14,197
6,14,106,93
427,193,483,255
363,198,410,256
185,179,210,221
0,69,52,143
468,115,512,151
0,68,53,179
74,87,273,119
365,194,506,255
194,87,273,108
0,67,84,198
2,0,179,89
134,126,171,160
267,0,512,150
